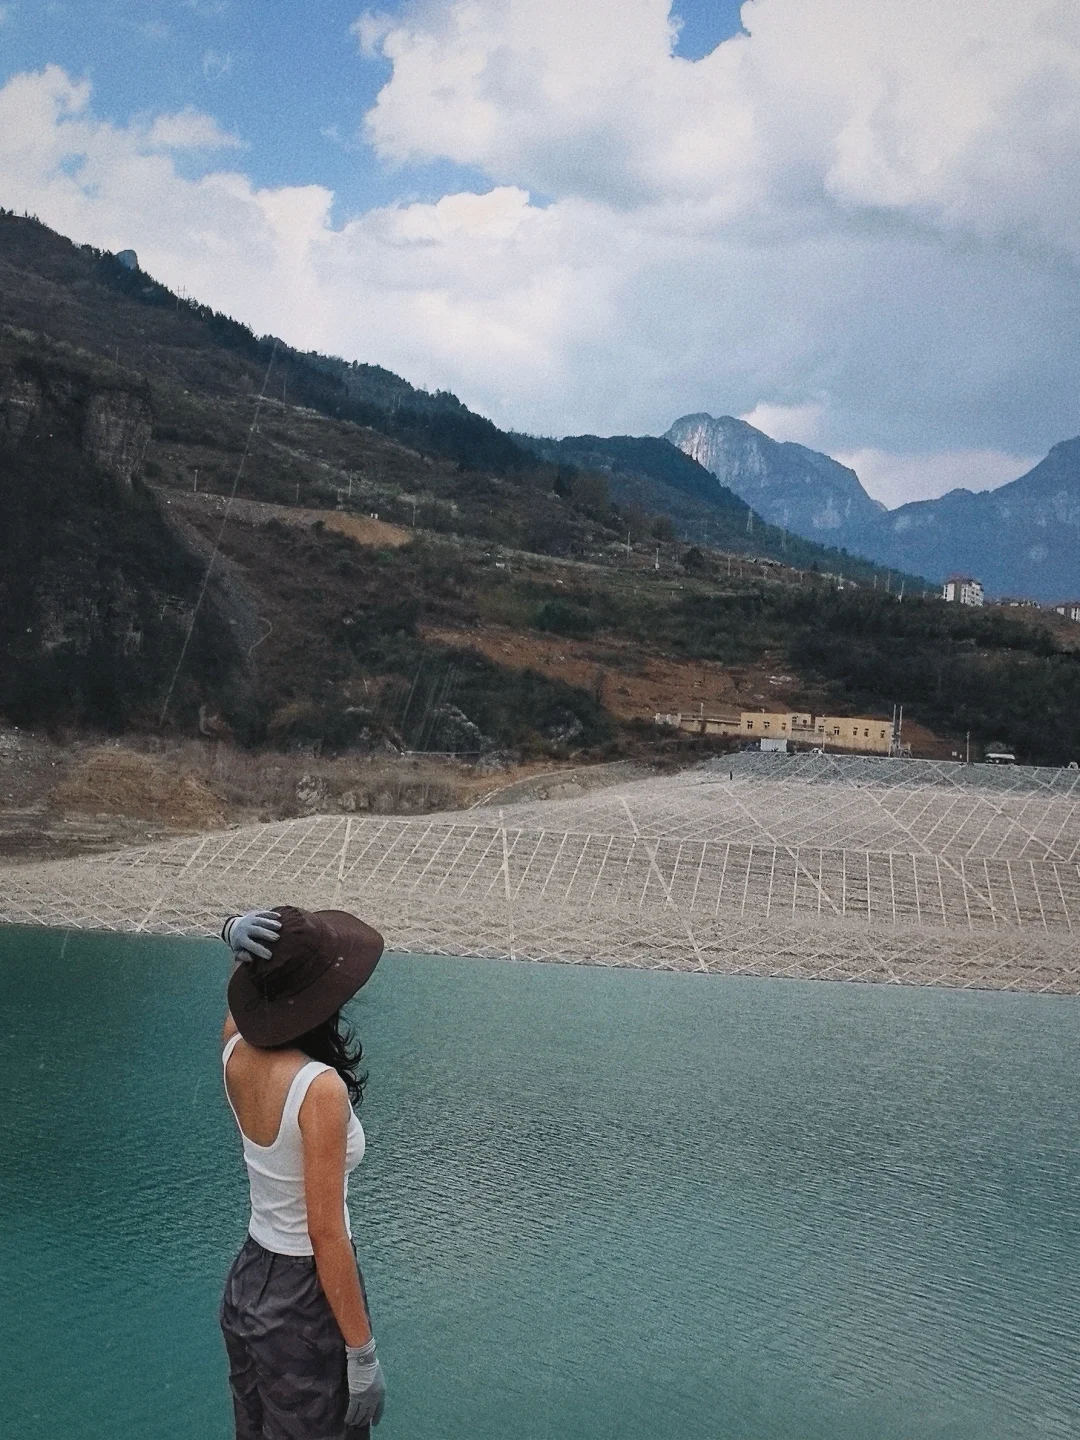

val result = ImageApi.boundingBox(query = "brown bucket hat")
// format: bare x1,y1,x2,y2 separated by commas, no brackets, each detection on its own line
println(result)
228,905,384,1047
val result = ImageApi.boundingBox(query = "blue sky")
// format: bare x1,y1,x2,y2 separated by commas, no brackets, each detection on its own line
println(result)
1,1,1078,506
2,1,745,217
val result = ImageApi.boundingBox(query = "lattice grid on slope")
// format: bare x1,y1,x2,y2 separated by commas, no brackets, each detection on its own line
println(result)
3,754,1080,992
489,756,1080,860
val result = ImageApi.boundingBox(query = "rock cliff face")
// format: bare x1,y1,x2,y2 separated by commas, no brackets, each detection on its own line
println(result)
0,336,239,728
0,353,152,490
0,368,41,445
665,413,885,540
82,389,152,489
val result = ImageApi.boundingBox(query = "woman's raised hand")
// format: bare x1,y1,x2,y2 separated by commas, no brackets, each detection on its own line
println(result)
221,910,282,962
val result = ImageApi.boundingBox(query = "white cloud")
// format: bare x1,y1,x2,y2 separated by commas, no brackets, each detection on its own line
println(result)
360,0,732,208
144,107,242,151
835,449,1039,509
359,0,1080,256
2,0,1080,507
351,11,394,60
390,187,534,243
201,49,232,80
349,0,1080,457
738,403,828,448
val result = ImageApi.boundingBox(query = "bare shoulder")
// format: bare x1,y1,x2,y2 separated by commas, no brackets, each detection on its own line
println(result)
222,1011,239,1045
298,1067,349,1131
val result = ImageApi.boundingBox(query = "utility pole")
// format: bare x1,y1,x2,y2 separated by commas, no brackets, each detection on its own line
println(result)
193,468,199,493
966,730,971,765
626,528,631,561
412,497,418,527
655,547,660,571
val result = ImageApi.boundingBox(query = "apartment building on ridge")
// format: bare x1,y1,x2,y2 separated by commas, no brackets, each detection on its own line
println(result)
942,575,984,607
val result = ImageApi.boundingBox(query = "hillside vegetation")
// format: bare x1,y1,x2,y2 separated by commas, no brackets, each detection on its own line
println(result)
1,211,1079,776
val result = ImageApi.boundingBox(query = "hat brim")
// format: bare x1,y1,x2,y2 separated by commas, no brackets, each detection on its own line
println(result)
228,909,384,1047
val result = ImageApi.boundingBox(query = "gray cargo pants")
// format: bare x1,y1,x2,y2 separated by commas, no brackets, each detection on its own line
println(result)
220,1235,372,1440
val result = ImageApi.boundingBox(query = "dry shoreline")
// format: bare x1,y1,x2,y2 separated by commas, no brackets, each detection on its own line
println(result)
0,723,656,862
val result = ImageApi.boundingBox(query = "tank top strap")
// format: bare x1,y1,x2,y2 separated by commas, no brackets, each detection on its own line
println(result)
279,1059,333,1136
221,1033,244,1126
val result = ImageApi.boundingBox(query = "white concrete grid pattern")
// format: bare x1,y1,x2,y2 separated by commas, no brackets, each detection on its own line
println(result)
4,753,1080,991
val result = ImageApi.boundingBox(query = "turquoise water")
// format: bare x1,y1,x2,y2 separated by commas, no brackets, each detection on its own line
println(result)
2,927,1079,1439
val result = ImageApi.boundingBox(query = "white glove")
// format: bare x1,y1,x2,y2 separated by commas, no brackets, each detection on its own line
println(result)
346,1338,386,1428
221,910,281,962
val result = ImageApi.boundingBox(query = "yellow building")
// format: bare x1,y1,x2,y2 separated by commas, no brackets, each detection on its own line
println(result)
741,711,892,754
817,716,892,753
740,711,814,739
658,709,895,755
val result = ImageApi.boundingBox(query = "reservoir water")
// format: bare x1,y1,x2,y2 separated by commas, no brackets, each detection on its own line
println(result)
2,926,1079,1439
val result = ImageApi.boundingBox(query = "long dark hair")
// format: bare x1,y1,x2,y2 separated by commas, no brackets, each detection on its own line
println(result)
288,1010,367,1106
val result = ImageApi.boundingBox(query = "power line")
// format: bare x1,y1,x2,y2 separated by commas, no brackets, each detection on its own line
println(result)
159,341,279,727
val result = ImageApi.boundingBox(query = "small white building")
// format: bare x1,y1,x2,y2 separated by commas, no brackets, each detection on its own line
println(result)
1053,602,1080,622
942,575,984,607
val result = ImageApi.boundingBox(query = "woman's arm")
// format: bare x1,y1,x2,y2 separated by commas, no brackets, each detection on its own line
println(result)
222,1010,238,1045
300,1070,372,1346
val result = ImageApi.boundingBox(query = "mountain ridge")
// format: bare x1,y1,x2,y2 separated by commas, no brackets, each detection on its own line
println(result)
866,438,1080,599
666,410,1080,601
522,429,928,589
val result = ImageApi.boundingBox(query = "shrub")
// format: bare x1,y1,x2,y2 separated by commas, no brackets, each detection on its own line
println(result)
533,599,597,637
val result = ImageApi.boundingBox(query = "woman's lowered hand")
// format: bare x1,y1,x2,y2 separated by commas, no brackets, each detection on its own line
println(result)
346,1339,386,1427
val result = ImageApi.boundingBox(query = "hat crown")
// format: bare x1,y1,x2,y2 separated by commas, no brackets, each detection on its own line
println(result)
247,906,329,999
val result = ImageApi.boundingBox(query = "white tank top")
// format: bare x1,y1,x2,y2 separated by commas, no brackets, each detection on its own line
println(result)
222,1033,366,1256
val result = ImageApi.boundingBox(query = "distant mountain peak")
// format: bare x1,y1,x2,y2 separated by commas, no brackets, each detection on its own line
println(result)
664,411,885,537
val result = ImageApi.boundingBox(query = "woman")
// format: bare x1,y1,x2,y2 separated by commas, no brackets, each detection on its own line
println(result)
218,903,387,1439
